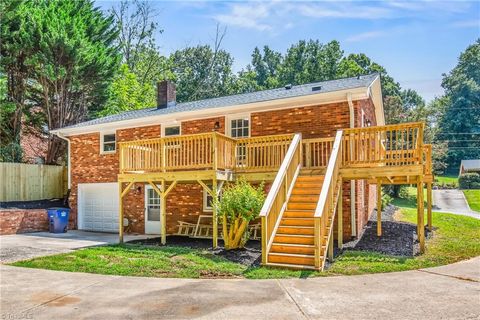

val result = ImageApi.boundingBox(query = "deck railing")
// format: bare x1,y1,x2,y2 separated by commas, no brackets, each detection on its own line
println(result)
259,133,302,265
302,137,335,168
119,132,293,174
343,122,424,167
313,130,343,270
235,134,293,172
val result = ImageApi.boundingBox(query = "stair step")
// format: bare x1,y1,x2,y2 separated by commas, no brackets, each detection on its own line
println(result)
288,202,316,210
280,217,314,226
268,252,315,266
265,262,316,270
273,234,314,245
292,188,322,195
289,195,319,203
283,210,315,218
296,175,324,182
294,182,323,188
271,243,315,255
277,226,314,235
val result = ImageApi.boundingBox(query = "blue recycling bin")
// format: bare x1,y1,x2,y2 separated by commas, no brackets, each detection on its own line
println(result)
47,208,70,233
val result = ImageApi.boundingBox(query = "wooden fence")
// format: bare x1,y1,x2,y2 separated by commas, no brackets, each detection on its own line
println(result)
0,163,67,202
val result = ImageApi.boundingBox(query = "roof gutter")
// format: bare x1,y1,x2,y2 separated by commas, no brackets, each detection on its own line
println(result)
347,92,357,237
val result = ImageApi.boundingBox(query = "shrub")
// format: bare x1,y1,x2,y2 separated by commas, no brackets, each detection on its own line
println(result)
214,179,265,250
459,173,480,189
381,193,393,210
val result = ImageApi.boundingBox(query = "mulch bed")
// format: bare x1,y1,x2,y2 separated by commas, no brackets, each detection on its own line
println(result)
127,236,262,267
128,204,432,267
342,204,432,257
0,198,65,210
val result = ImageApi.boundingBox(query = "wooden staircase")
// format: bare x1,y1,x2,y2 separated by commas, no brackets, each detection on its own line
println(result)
267,175,326,269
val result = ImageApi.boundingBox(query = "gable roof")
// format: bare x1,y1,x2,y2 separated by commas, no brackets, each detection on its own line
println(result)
52,73,382,135
460,159,480,172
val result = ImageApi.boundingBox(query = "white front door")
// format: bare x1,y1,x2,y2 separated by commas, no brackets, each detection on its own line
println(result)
145,185,161,234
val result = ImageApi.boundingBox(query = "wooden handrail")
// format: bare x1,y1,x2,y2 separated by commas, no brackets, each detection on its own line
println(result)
260,133,302,265
313,130,343,270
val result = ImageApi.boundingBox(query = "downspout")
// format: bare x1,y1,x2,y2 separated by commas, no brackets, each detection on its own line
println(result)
347,93,357,237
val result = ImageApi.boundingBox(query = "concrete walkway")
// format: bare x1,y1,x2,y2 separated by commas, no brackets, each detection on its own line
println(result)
433,189,480,219
0,230,153,263
1,257,479,320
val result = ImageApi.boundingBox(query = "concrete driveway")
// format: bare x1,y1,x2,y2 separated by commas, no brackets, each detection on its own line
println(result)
0,257,479,320
433,189,480,219
0,231,152,263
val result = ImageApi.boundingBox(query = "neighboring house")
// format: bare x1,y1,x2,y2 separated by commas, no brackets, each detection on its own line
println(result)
459,159,480,175
20,127,48,164
51,73,432,270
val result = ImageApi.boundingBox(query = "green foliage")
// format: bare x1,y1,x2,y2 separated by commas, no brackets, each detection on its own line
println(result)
459,173,480,189
170,45,237,103
381,193,393,210
215,179,265,249
100,64,156,116
1,0,120,163
215,180,265,224
436,40,480,169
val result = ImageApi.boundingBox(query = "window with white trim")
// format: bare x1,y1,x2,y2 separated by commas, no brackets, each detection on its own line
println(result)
228,115,250,165
100,132,116,154
203,184,221,212
163,125,181,137
203,188,214,212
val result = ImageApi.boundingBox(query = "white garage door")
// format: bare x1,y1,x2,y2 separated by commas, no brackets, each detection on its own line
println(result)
78,183,119,232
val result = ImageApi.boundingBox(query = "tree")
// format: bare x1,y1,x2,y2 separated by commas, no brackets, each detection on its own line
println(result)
215,180,265,250
279,40,343,85
436,40,480,169
0,0,31,162
249,46,282,89
99,64,155,116
1,0,120,164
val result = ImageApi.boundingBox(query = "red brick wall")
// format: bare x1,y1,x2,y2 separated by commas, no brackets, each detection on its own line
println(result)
354,98,377,235
68,99,378,240
0,209,49,235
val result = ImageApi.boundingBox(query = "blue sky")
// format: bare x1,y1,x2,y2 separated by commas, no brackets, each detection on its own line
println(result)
97,1,480,102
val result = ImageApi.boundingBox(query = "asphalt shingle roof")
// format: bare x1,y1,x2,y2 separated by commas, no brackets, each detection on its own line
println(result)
61,73,379,130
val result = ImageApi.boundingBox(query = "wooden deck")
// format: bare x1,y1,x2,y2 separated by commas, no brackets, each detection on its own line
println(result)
117,122,433,270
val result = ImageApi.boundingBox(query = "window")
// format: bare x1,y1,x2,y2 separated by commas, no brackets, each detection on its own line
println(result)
228,115,250,165
163,124,181,137
203,188,214,212
203,185,221,212
230,118,249,138
101,132,116,154
164,125,180,136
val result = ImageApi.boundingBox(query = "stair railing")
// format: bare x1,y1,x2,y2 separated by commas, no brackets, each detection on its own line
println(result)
259,133,302,265
313,130,343,271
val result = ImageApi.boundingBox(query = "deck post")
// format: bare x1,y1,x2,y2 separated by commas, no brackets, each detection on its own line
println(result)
212,178,218,248
328,229,334,261
427,182,432,231
338,184,343,249
161,180,166,245
376,179,382,237
118,182,124,243
417,178,425,253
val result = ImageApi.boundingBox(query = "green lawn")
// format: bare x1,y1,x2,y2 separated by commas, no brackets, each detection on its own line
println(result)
434,174,459,188
11,189,480,279
463,189,480,212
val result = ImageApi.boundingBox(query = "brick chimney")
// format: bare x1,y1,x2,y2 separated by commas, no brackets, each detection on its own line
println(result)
157,80,176,109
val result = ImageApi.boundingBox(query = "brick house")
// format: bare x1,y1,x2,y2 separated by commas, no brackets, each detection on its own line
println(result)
51,73,435,270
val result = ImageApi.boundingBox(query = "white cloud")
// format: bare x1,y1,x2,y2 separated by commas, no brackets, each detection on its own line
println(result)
450,19,480,28
297,3,393,19
345,31,386,42
213,3,273,31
